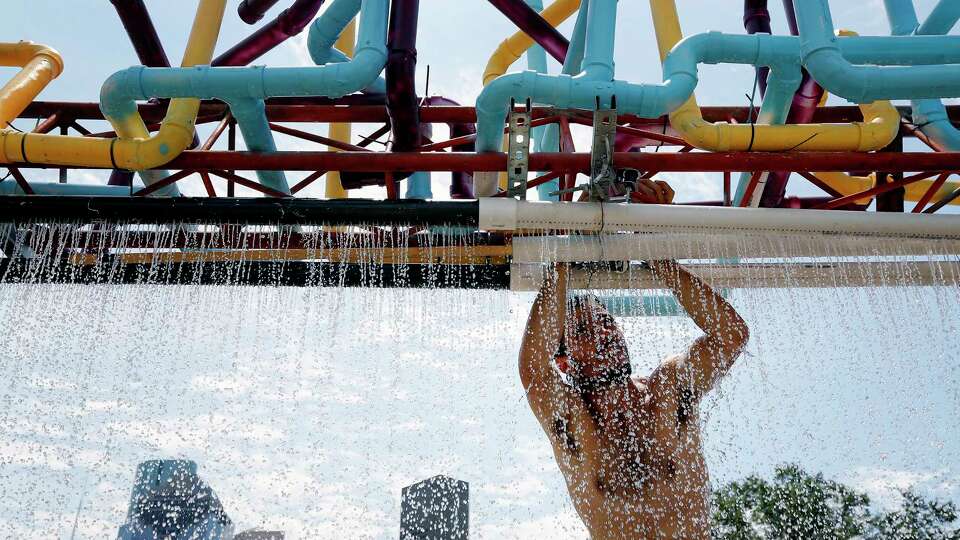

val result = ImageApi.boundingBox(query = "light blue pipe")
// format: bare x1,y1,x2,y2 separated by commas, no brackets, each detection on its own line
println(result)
537,0,589,201
100,0,389,195
732,66,803,206
918,0,960,35
476,30,812,155
796,0,960,102
477,0,699,155
885,0,960,151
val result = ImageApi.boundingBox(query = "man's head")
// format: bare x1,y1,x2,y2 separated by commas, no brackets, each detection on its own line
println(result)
559,296,630,390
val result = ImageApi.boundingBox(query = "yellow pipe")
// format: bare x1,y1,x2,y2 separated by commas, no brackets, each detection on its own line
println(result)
813,171,960,205
648,0,899,152
482,0,581,85
325,18,357,199
70,245,513,266
0,0,227,169
0,42,63,127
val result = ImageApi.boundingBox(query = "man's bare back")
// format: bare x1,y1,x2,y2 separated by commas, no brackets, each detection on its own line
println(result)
520,261,749,538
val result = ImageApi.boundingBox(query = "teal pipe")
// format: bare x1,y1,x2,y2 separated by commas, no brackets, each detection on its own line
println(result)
476,30,811,156
918,0,960,35
406,172,432,198
230,98,288,193
100,0,389,195
885,0,960,151
536,0,589,201
476,0,701,156
796,0,960,102
732,65,803,206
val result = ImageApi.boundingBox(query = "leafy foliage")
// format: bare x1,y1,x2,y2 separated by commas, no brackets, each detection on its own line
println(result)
711,465,960,540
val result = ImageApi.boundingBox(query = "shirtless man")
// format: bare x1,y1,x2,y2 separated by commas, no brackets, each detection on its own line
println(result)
520,259,749,538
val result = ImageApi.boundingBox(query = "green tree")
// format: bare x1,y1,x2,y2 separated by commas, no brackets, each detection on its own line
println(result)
866,490,960,540
710,465,960,540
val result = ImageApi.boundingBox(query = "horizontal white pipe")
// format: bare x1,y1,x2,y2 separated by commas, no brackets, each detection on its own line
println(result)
479,199,960,238
512,232,960,262
510,261,960,291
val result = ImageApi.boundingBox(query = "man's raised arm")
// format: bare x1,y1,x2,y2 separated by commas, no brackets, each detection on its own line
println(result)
519,264,568,394
649,259,750,399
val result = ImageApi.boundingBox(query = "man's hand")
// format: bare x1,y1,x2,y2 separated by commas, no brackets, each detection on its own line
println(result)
630,178,675,204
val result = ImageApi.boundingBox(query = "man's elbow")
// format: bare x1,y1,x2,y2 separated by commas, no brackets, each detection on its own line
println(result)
725,319,750,357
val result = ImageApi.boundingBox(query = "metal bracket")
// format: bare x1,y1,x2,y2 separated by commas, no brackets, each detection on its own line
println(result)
587,98,618,202
506,99,532,199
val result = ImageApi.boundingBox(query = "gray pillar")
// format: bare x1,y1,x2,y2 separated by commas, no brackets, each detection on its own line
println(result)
400,475,469,540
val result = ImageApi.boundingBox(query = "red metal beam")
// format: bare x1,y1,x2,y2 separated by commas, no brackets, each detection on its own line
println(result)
912,172,952,213
161,150,960,173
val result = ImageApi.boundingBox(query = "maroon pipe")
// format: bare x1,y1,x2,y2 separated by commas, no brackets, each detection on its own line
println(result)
238,0,284,24
743,0,771,96
340,0,420,190
213,0,326,66
487,0,569,63
109,0,171,68
758,0,828,207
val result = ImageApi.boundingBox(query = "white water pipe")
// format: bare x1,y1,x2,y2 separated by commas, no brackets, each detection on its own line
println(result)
479,198,960,238
511,232,960,263
509,261,960,290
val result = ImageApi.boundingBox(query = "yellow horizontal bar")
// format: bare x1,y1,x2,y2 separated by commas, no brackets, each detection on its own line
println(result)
70,245,514,266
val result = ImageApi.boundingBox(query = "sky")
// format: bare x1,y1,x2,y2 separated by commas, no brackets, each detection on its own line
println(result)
1,0,959,538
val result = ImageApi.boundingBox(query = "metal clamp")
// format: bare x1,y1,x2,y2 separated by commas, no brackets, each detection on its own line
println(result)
587,97,618,202
506,99,532,199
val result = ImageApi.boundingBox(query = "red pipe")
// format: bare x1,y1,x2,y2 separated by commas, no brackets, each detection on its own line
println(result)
238,0,284,24
213,0,326,67
156,151,960,173
424,97,476,199
486,0,570,63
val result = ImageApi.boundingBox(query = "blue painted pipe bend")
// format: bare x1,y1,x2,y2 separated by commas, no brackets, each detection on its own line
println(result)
885,0,960,151
99,0,389,194
476,32,801,155
797,0,960,102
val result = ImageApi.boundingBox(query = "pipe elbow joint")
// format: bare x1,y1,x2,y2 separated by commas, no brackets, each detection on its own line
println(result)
29,44,64,78
99,67,145,122
672,112,724,150
803,50,870,103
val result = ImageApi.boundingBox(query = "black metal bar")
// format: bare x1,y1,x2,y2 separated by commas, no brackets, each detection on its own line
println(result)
0,196,480,226
0,259,509,289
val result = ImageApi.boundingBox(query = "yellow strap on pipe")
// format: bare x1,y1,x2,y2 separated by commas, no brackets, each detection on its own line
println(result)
648,0,899,152
0,0,227,169
0,42,63,127
482,0,581,86
325,18,357,199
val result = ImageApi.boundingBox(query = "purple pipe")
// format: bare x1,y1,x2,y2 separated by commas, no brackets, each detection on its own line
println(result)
238,0,284,24
757,0,828,207
743,0,771,97
213,0,326,67
385,0,421,154
487,0,569,63
109,0,171,68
